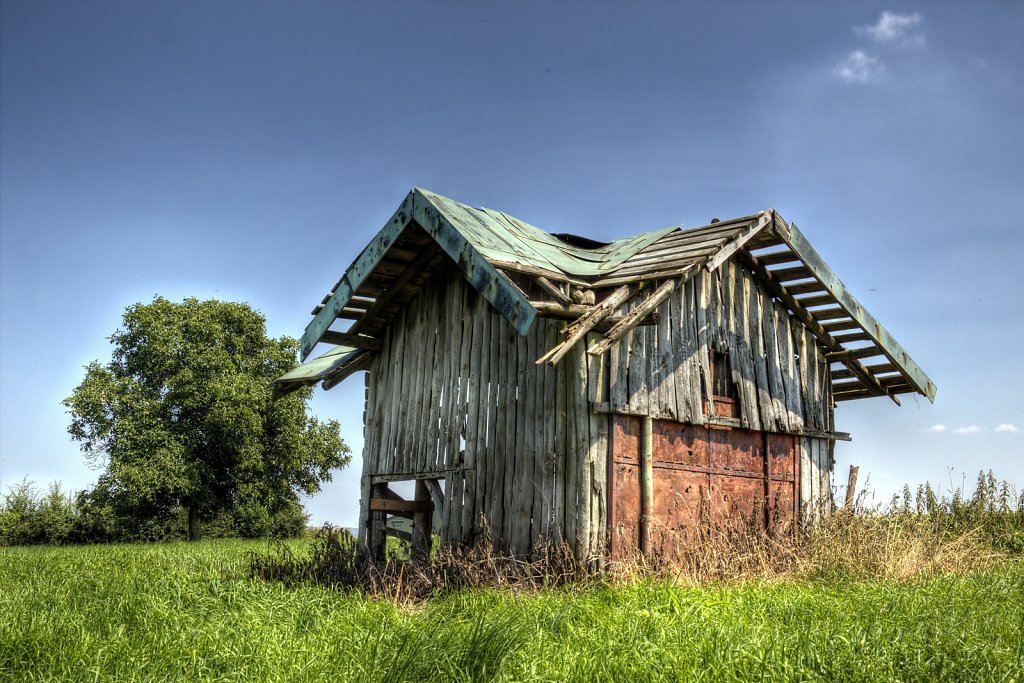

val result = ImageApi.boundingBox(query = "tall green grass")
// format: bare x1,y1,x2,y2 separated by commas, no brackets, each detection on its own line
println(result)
2,540,1022,682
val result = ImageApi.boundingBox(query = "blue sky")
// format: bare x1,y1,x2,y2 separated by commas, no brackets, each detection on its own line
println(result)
2,1,1021,524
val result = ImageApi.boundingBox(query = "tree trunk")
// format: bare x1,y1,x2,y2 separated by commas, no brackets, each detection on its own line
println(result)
188,505,201,541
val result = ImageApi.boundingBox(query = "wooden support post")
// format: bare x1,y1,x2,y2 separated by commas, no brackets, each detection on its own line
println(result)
640,416,654,556
412,479,432,558
369,482,388,561
844,465,859,510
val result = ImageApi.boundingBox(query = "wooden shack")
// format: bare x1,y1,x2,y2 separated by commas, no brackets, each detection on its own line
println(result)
274,188,936,560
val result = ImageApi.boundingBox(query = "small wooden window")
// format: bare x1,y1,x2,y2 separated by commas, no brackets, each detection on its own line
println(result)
707,350,739,419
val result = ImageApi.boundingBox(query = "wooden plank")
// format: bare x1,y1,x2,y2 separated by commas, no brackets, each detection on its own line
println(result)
534,275,572,305
704,211,771,271
530,301,659,329
778,301,804,432
537,285,635,366
626,297,650,415
587,279,678,357
762,296,790,433
685,277,703,421
574,341,592,559
747,269,774,430
319,331,382,351
752,249,800,266
552,321,567,542
487,258,590,288
370,498,433,514
501,315,518,548
695,270,712,426
667,284,687,422
793,293,838,309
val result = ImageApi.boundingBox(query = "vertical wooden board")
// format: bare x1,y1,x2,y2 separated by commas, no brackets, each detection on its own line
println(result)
428,284,447,469
631,298,651,415
709,269,723,349
762,295,790,433
563,341,579,553
387,307,410,472
746,273,774,430
695,270,713,426
817,439,831,513
655,293,675,419
590,409,608,559
487,313,508,539
454,288,474,465
609,334,626,409
413,286,438,473
403,292,426,472
733,266,761,431
500,318,518,548
779,303,804,433
684,279,703,422
473,304,492,534
552,323,567,541
530,324,548,547
509,326,530,553
438,281,460,468
668,285,689,423
574,342,592,559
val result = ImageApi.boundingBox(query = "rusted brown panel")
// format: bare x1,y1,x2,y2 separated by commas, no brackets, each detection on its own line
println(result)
767,433,796,479
709,426,763,474
612,414,640,464
609,460,641,558
652,420,710,467
608,415,799,561
651,468,706,547
709,474,764,528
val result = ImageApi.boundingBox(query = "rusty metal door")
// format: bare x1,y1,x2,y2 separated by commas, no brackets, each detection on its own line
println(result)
608,415,798,559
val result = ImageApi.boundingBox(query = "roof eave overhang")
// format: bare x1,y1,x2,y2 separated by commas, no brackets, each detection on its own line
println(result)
299,189,537,361
730,211,937,404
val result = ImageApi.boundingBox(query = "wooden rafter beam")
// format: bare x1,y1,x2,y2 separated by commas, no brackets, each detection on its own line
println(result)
736,251,900,406
536,284,634,366
773,216,936,402
533,275,572,305
704,211,773,272
346,242,440,337
587,279,677,356
529,301,659,329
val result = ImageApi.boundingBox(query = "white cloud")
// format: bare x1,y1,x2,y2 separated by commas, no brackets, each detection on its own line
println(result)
856,11,925,47
833,51,883,84
923,424,948,433
995,423,1020,433
952,425,981,435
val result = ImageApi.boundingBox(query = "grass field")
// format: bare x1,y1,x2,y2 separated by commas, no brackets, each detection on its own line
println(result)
2,539,1022,682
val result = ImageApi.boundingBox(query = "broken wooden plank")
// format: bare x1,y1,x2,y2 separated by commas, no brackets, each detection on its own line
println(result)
587,279,677,357
537,285,634,366
704,211,772,272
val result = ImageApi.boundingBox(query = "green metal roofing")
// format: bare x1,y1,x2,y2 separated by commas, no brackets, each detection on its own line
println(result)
272,345,359,398
419,189,678,277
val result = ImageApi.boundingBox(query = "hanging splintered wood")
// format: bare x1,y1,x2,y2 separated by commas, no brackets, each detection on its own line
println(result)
274,188,935,406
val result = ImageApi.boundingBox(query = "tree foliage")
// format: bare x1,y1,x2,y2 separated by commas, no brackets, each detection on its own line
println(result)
63,296,349,539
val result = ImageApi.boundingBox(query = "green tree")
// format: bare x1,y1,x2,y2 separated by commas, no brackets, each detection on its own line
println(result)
63,296,349,540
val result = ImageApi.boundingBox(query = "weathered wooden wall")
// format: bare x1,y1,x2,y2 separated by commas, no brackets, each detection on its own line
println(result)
357,273,603,555
604,262,833,434
357,257,836,557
